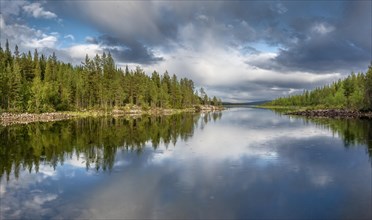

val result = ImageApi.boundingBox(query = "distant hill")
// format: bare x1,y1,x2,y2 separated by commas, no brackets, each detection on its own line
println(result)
222,100,270,106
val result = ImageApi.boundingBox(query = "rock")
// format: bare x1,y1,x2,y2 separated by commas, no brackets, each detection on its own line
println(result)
0,112,75,126
194,105,224,112
112,109,125,115
286,109,372,119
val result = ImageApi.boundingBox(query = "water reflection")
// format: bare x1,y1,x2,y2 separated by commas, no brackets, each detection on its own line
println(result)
72,108,370,219
287,116,372,160
0,112,223,180
1,108,371,219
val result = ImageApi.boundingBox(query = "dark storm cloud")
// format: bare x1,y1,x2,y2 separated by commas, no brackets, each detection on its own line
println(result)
274,36,370,73
7,0,370,101
271,1,372,73
93,35,164,64
85,37,98,44
58,1,370,71
48,1,281,47
53,1,185,47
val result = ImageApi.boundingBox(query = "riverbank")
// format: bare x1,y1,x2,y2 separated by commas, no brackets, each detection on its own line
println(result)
0,105,224,126
285,109,372,119
259,105,372,119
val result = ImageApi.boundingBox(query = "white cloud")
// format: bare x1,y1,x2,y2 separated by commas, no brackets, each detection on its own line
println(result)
0,14,78,65
52,1,356,102
143,25,341,101
64,34,75,41
312,23,335,35
2,1,361,103
0,14,103,64
23,2,57,19
0,14,57,48
85,36,97,44
24,35,58,48
0,0,27,17
64,44,103,60
32,193,58,205
196,14,209,22
150,149,174,165
37,165,57,178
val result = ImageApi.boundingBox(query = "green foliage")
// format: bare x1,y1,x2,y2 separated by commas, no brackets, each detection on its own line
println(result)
267,64,372,110
364,63,372,110
0,41,221,113
8,61,22,111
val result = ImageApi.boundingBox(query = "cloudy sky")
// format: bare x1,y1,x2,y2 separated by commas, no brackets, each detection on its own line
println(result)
0,0,371,102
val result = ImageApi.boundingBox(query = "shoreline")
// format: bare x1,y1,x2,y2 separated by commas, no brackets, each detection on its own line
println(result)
285,109,372,119
0,105,224,126
258,105,372,119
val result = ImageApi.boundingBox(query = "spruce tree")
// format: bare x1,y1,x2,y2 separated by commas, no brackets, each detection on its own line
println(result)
8,60,23,111
365,63,372,110
0,41,222,112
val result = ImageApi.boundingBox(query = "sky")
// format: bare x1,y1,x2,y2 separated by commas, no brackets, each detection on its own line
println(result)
0,0,371,102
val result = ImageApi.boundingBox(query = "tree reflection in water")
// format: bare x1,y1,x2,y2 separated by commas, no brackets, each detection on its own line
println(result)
0,112,222,180
298,117,372,159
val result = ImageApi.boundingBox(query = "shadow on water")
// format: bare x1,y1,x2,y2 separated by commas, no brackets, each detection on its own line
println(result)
0,112,222,181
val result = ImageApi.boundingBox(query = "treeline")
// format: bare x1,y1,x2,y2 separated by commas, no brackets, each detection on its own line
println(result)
266,64,372,110
0,40,222,113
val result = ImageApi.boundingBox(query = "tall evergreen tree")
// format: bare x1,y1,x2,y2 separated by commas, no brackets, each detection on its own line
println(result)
8,60,22,111
267,64,372,111
0,41,221,113
365,63,372,110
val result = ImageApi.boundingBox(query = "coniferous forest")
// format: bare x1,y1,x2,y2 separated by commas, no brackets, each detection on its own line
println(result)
0,40,222,113
266,64,372,110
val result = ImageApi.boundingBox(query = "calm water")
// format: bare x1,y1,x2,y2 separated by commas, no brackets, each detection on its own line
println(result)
1,108,371,219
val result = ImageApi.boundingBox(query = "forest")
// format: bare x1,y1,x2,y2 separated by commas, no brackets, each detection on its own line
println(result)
0,40,222,113
266,63,372,110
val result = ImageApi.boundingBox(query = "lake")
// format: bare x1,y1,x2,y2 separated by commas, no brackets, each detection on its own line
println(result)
1,107,371,219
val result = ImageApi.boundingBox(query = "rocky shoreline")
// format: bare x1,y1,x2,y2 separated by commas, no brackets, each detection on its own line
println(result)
286,109,372,119
0,112,75,126
0,105,224,126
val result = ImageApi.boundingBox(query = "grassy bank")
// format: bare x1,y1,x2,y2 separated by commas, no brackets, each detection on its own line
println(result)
255,105,306,113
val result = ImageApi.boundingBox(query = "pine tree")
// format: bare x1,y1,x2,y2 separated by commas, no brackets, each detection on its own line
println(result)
365,63,372,110
212,96,218,106
8,61,22,111
0,41,222,112
4,39,12,67
343,76,354,108
170,74,181,108
14,45,20,60
151,71,161,107
28,66,43,112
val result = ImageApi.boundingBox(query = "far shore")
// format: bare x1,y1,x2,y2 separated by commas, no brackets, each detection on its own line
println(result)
0,105,224,126
285,109,372,119
259,105,372,119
